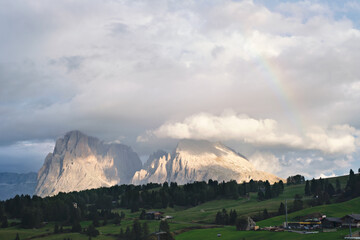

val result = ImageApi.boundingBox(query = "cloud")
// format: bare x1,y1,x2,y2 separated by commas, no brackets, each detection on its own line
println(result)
139,111,359,155
0,140,55,172
0,0,360,176
249,151,282,175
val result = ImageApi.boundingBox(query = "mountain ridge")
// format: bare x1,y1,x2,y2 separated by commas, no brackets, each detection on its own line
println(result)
34,131,282,197
35,130,142,197
132,139,282,185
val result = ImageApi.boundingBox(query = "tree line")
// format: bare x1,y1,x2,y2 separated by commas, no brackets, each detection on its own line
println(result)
0,179,283,229
304,169,360,205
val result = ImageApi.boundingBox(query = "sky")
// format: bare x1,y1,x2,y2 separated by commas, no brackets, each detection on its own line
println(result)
0,0,360,179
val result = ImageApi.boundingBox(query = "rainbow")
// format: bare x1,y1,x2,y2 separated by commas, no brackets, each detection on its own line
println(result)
246,44,305,135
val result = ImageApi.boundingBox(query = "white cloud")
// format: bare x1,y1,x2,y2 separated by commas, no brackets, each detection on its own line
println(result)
139,111,359,155
249,151,282,175
0,0,360,176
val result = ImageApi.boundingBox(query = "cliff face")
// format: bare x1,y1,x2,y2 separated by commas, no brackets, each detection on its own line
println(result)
132,139,282,185
35,130,142,197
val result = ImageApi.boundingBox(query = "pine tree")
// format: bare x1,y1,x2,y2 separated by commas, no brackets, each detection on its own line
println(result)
71,221,82,232
222,209,229,225
257,189,265,201
229,210,237,225
304,180,311,196
119,228,124,239
310,178,318,195
14,233,20,240
278,202,285,215
326,183,335,197
142,222,149,240
264,181,272,199
263,208,269,219
1,216,8,228
279,180,284,193
336,179,341,194
215,211,222,224
53,223,59,234
86,224,99,237
132,219,142,240
159,220,170,232
292,194,303,211
159,220,173,240
140,209,146,220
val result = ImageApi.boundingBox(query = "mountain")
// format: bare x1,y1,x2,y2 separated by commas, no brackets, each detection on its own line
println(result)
132,139,282,185
35,130,142,197
0,172,37,200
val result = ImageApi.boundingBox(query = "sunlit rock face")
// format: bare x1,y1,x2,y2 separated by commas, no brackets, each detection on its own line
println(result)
132,139,282,185
35,130,142,197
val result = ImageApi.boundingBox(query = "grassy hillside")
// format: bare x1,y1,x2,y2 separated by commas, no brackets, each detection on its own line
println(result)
1,173,357,240
175,226,350,240
170,183,305,223
258,197,360,227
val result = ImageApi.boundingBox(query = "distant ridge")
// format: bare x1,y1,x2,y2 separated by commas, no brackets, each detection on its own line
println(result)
132,139,282,185
0,172,37,200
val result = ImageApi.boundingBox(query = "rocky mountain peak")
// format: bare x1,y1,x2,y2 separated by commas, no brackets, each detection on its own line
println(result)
35,131,142,197
132,139,283,185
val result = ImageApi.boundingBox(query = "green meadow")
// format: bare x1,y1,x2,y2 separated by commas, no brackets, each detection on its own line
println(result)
1,176,358,240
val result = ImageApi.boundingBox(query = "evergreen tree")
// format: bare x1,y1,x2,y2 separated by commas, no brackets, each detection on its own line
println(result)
119,228,124,239
114,214,121,225
125,226,131,239
310,178,318,195
292,194,303,211
326,183,335,197
278,202,285,215
132,219,142,240
54,223,59,234
92,212,100,227
159,220,173,240
14,233,20,240
159,220,170,232
1,216,8,228
336,179,341,194
215,211,222,225
304,180,311,196
257,190,265,201
103,217,108,226
264,181,272,199
140,209,146,220
142,222,149,240
86,224,99,237
229,210,237,225
222,209,229,225
263,208,269,219
279,180,284,193
71,221,82,232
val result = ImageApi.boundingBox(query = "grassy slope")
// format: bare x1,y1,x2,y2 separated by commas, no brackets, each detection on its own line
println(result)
0,174,356,240
175,226,350,240
170,184,305,223
258,197,360,227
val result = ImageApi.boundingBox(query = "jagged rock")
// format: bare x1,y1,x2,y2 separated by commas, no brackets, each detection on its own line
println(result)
35,130,142,197
132,139,282,185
